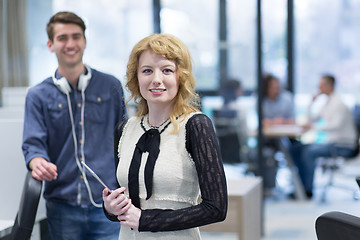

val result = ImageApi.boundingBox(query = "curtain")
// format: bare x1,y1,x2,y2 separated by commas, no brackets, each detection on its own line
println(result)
0,0,28,105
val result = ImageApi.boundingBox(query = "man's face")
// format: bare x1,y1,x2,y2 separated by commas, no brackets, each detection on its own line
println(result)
47,23,86,68
319,77,333,95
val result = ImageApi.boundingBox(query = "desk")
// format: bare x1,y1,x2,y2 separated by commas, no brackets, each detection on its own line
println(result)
263,124,304,138
200,177,263,240
263,124,306,200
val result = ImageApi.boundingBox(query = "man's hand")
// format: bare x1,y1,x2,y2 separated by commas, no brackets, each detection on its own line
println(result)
29,157,58,181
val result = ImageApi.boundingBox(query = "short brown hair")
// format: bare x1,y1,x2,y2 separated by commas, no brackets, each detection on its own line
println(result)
322,74,336,87
46,11,86,41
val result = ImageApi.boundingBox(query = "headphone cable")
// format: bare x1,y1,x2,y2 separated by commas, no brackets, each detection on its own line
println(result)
66,91,102,208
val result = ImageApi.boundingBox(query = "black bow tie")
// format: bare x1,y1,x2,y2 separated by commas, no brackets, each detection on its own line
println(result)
128,129,160,208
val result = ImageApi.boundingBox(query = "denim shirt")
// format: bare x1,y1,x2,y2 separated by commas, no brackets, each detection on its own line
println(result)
22,68,128,206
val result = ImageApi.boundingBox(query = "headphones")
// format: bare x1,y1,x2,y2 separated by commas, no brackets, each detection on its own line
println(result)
51,65,102,208
52,65,92,94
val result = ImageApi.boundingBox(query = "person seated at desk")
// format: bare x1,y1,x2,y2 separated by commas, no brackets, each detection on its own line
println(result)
260,73,295,190
261,73,295,153
262,73,295,128
290,74,357,199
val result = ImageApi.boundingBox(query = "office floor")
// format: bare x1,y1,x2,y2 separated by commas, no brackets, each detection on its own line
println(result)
201,157,360,240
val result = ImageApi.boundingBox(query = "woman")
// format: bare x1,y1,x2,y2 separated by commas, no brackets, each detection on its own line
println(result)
262,73,295,127
102,33,228,239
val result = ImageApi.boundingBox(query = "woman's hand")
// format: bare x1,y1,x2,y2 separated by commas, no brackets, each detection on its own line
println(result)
117,203,141,230
102,187,131,216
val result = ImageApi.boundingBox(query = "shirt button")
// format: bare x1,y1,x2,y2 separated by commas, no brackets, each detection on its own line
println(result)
58,103,62,108
97,97,101,102
80,175,84,179
79,121,83,126
78,103,81,108
79,139,83,144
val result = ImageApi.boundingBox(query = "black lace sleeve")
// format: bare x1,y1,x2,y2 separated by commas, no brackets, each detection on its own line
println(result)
103,119,128,222
139,113,228,232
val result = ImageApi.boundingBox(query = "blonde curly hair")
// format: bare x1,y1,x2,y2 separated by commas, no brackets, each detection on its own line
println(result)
125,33,200,132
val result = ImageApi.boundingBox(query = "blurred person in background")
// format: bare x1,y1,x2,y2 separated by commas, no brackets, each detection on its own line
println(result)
290,74,357,199
260,73,295,191
262,73,295,127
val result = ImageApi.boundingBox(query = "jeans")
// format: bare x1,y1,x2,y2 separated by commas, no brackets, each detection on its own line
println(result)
290,142,355,192
46,200,120,240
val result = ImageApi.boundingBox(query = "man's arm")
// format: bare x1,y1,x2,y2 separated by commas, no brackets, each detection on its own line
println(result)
22,88,57,181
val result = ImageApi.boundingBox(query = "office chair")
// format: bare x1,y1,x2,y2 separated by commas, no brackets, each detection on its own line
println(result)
212,108,241,164
319,105,360,202
10,171,43,240
318,143,360,202
315,211,360,240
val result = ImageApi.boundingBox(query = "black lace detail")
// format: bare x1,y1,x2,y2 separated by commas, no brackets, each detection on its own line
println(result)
141,116,171,131
138,113,228,232
140,115,171,133
108,114,228,230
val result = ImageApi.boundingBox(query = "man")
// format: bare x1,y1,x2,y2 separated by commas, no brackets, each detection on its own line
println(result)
22,11,127,239
290,74,357,199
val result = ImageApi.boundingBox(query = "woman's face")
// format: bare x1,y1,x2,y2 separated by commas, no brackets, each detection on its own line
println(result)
267,78,281,100
137,49,179,109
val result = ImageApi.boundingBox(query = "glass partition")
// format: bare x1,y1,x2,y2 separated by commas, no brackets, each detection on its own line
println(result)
227,0,257,92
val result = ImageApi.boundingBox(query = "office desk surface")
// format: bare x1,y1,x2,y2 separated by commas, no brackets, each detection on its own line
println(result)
263,124,304,138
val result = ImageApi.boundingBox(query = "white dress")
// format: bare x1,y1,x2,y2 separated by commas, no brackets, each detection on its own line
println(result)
113,113,227,239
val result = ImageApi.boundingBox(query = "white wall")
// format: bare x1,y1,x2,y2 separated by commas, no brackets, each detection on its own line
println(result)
0,88,46,224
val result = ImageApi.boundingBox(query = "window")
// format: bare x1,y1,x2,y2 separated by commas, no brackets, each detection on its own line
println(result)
27,0,152,89
295,0,360,95
227,0,257,92
262,0,287,87
161,0,218,90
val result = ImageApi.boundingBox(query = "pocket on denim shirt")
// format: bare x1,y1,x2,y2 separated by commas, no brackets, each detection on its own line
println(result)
47,100,69,126
85,94,111,123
